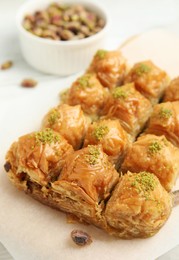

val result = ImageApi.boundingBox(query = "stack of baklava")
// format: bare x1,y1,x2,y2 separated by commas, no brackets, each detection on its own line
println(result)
4,49,179,239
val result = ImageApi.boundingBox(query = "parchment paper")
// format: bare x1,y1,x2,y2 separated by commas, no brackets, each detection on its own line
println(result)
0,29,179,260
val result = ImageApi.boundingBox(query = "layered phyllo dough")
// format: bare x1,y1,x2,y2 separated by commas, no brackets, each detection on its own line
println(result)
121,134,179,191
105,171,172,238
4,128,74,187
4,49,179,240
87,50,127,89
84,119,131,168
42,104,89,150
125,61,169,104
145,101,179,147
51,145,119,227
102,83,152,138
67,73,108,116
163,77,179,102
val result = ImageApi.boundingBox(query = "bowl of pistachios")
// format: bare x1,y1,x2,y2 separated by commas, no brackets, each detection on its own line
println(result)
16,0,108,76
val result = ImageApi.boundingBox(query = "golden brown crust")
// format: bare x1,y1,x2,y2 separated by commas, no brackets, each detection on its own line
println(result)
4,50,179,240
6,167,173,239
125,60,169,104
102,83,152,138
6,144,119,230
121,134,179,191
163,77,179,102
53,145,119,202
87,50,127,89
67,73,109,116
83,119,131,168
105,172,172,238
51,145,119,227
5,141,175,239
144,101,179,147
42,104,90,150
5,129,74,186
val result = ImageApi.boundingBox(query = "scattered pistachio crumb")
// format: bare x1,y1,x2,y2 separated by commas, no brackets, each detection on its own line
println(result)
93,125,109,141
159,108,172,119
20,78,38,88
85,145,100,165
1,60,13,70
95,49,107,59
130,171,157,199
112,87,127,99
34,128,60,145
48,109,59,125
135,63,151,76
148,141,163,155
77,74,92,89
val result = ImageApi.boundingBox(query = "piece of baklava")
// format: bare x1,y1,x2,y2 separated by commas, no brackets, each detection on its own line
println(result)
102,83,152,139
4,128,74,188
51,145,119,227
83,119,131,168
67,73,109,117
163,77,179,102
105,171,172,238
42,104,90,150
144,101,179,147
125,60,169,104
87,50,127,89
121,134,179,191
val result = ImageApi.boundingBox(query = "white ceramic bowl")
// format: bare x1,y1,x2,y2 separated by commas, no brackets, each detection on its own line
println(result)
16,0,108,76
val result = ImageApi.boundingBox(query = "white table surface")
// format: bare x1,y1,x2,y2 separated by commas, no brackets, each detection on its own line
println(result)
0,0,179,259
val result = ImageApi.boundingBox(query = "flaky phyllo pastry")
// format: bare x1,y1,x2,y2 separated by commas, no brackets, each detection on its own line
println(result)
87,50,127,89
102,83,152,139
4,49,179,239
5,129,74,187
144,101,179,147
42,104,90,150
121,134,179,192
125,60,169,105
51,145,118,227
105,171,172,238
163,77,179,102
83,119,131,168
67,73,109,117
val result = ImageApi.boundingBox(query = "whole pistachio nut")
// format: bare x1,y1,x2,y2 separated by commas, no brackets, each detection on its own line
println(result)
60,29,75,40
23,3,105,41
20,78,38,88
1,61,13,70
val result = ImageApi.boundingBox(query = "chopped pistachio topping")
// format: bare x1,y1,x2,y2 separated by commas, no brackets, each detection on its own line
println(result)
77,74,92,89
131,171,157,199
95,49,107,59
112,87,127,99
48,109,59,125
148,141,163,155
135,63,151,76
34,128,60,145
159,108,172,119
85,145,100,165
93,125,109,141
